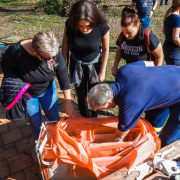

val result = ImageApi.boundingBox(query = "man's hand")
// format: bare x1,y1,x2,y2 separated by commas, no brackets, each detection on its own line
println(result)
65,99,76,121
111,65,118,77
114,128,130,141
149,10,153,18
98,71,105,83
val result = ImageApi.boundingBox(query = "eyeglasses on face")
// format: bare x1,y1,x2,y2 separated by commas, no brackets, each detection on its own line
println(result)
36,51,54,61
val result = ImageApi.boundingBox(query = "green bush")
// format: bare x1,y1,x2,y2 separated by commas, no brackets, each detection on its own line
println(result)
35,0,64,15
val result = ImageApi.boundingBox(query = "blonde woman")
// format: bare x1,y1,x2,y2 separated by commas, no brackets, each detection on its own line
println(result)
163,0,180,66
1,30,75,139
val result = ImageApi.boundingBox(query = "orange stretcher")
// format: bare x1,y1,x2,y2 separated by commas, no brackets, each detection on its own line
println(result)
35,115,160,179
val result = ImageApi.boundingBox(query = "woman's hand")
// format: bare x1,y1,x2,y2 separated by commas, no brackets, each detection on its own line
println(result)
111,65,118,77
151,43,163,66
98,71,105,83
148,10,153,18
65,99,76,121
112,46,121,76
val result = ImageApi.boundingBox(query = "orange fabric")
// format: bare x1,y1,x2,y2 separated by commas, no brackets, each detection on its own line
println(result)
40,115,160,179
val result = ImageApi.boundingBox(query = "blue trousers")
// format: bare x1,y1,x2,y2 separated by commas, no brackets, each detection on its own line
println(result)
26,81,60,139
161,103,180,147
163,43,180,66
160,0,168,5
145,107,169,136
140,17,151,30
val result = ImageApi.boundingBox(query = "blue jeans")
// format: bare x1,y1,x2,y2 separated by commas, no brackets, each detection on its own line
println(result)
26,81,60,139
165,56,180,66
163,43,180,66
160,0,168,5
161,103,180,147
140,17,151,29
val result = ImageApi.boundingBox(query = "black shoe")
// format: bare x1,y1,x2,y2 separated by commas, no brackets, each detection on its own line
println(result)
165,3,168,5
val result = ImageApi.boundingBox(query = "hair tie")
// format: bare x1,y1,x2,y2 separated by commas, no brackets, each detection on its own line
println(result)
172,5,175,9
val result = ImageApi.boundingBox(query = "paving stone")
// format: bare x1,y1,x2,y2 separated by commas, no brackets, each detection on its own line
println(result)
29,148,38,164
0,113,7,121
0,104,6,114
7,153,34,174
0,136,3,147
0,123,9,134
0,160,10,179
24,164,42,180
42,115,48,122
41,109,48,121
2,170,26,180
8,120,27,130
14,135,35,153
1,128,23,145
0,143,17,161
20,125,33,137
0,119,11,134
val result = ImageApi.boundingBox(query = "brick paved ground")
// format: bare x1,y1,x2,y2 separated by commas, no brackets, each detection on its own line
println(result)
0,70,40,179
0,66,112,180
0,69,79,180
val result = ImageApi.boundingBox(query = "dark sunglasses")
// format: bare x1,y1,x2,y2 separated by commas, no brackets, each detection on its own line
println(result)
36,51,53,61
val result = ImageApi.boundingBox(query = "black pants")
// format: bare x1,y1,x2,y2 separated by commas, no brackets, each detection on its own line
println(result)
70,59,101,118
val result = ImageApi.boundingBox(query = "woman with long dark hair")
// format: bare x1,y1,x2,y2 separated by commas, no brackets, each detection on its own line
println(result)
62,0,110,118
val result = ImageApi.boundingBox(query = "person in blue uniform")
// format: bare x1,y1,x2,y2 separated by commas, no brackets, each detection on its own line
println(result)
131,0,157,29
88,61,180,147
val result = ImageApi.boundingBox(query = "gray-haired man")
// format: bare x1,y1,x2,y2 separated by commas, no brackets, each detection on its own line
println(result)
88,61,180,147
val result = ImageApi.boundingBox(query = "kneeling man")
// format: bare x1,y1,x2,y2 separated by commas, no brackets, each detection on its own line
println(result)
88,61,180,147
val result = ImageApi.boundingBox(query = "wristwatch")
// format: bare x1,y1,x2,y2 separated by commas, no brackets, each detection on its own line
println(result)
151,9,155,12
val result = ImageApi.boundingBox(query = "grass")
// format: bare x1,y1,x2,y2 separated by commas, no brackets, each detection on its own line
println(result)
0,0,171,114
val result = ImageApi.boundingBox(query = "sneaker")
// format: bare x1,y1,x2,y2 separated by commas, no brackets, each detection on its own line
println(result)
165,3,168,5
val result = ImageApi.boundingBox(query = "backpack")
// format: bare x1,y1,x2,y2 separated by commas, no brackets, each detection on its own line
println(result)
118,29,151,60
0,35,24,60
0,43,30,121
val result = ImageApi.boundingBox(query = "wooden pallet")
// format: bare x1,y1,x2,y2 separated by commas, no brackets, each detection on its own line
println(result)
102,139,180,180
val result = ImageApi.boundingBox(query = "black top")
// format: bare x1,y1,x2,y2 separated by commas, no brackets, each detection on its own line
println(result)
1,42,70,96
116,25,160,64
66,20,110,62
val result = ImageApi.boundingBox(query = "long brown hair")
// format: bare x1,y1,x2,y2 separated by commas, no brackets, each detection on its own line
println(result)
164,0,180,21
121,6,140,27
68,0,107,30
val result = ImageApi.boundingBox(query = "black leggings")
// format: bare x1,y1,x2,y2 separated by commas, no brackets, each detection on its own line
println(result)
70,59,101,118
